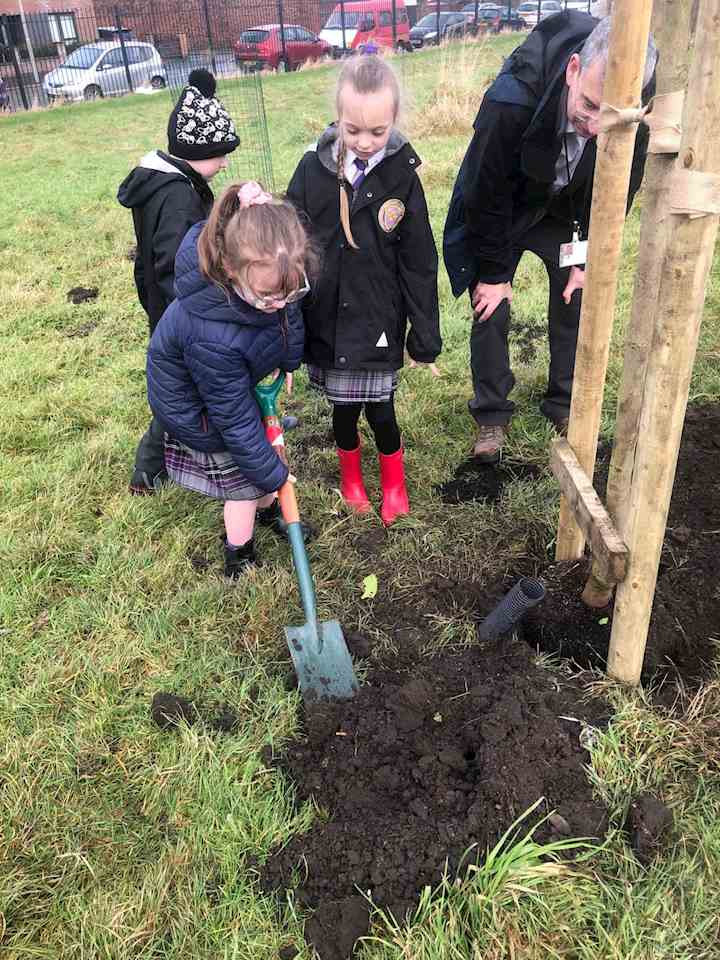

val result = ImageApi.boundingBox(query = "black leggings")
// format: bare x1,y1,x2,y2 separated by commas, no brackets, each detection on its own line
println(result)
333,397,401,455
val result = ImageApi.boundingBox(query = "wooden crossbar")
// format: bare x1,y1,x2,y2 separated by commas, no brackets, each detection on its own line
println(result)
550,438,629,585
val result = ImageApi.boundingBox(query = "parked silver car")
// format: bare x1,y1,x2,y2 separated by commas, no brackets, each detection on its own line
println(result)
43,40,166,102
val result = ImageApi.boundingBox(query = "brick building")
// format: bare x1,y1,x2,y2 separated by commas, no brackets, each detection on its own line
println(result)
90,0,327,56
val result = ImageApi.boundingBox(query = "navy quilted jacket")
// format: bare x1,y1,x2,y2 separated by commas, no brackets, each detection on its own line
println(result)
147,222,305,493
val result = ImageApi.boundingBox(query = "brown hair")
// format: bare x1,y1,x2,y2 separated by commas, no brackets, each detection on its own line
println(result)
197,181,318,296
335,55,401,249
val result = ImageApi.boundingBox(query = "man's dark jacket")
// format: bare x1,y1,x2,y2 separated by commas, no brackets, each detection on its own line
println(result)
443,11,655,296
147,223,305,494
287,126,441,371
118,151,214,333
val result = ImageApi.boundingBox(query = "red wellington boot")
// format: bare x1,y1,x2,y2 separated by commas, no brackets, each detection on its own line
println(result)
337,446,371,513
378,447,410,526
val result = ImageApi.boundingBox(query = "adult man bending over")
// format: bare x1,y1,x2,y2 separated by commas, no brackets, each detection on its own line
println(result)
443,12,657,461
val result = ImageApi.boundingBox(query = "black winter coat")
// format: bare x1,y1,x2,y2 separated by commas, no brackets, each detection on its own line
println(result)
287,127,441,371
147,223,305,494
118,151,214,333
443,11,655,296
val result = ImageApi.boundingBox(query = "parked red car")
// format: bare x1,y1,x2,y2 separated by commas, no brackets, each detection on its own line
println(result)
233,24,331,71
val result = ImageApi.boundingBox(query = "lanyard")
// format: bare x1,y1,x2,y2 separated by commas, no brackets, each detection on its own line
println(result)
563,132,581,240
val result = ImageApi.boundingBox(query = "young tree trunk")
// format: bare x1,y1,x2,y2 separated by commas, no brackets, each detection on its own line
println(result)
608,0,720,684
582,0,694,608
555,0,654,562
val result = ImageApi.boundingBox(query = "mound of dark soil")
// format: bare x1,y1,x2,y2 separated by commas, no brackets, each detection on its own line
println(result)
523,403,720,683
66,286,99,304
260,638,608,959
435,457,542,504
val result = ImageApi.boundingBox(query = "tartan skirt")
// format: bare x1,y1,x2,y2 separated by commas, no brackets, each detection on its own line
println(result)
308,365,399,404
164,436,266,501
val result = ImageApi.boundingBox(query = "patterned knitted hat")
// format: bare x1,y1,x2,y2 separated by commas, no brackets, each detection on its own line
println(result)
167,69,240,161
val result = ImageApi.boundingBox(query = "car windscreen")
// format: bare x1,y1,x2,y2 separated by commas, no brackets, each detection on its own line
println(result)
239,30,270,43
61,45,104,69
324,11,361,28
415,13,452,26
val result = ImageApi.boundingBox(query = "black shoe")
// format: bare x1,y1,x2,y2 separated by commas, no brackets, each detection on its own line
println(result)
129,468,169,496
257,500,316,544
224,539,258,579
281,415,299,432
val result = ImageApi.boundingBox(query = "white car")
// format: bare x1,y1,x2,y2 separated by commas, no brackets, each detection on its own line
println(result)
517,0,563,26
44,40,166,102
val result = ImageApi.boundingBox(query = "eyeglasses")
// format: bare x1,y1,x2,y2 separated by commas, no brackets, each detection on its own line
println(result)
240,272,310,310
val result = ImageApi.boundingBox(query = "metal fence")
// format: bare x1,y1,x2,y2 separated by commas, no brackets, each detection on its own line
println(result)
1,0,593,112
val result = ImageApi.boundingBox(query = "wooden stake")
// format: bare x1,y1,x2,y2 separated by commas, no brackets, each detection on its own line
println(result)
555,0,655,563
550,439,628,584
582,0,694,608
608,0,720,685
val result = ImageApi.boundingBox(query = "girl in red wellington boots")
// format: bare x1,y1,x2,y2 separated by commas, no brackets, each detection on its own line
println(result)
287,55,441,525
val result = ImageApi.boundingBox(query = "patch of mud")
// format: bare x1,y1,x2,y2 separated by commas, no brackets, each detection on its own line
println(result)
66,286,99,304
150,692,239,733
625,794,673,865
260,638,608,959
435,457,542,505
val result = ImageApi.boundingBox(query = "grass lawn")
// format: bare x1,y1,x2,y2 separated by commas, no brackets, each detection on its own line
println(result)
1,36,719,959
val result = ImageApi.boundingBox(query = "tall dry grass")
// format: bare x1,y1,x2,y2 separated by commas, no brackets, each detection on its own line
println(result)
410,37,496,139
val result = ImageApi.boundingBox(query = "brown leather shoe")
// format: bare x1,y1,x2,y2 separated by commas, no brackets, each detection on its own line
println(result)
472,424,507,463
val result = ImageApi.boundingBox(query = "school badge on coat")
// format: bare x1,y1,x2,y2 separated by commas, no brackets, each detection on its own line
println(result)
378,199,405,233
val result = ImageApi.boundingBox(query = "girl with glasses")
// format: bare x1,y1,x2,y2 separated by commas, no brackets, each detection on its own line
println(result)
146,181,317,578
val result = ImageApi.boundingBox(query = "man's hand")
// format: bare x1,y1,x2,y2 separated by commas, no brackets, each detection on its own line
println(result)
562,266,585,304
471,281,512,322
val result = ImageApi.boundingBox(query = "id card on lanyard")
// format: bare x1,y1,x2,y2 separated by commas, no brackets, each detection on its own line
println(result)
559,226,588,268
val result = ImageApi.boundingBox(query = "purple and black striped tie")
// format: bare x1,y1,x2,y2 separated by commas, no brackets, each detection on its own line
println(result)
352,157,368,193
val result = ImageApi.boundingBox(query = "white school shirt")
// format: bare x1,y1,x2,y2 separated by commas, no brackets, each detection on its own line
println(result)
331,141,387,182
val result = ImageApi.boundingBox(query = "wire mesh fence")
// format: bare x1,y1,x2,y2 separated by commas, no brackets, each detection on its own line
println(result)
0,0,593,180
1,0,596,109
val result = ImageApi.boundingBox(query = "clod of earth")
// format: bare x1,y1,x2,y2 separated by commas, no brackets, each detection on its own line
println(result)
261,637,609,960
66,286,99,304
626,794,673,865
150,692,195,729
278,946,299,960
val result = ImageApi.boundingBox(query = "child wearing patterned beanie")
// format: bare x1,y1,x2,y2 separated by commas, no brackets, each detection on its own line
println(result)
118,69,240,495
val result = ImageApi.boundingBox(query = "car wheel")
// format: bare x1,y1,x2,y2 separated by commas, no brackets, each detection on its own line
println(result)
150,75,166,90
84,84,102,101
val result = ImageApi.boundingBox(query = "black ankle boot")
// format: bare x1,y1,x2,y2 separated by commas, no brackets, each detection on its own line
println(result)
224,539,258,579
257,500,316,544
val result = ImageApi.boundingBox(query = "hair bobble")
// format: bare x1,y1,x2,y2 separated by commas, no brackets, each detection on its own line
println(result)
237,181,273,208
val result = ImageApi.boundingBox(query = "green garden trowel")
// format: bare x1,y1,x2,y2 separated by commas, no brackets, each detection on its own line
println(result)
255,374,358,702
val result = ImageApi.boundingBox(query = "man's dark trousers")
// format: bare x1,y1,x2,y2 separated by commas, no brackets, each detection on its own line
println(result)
469,215,582,427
